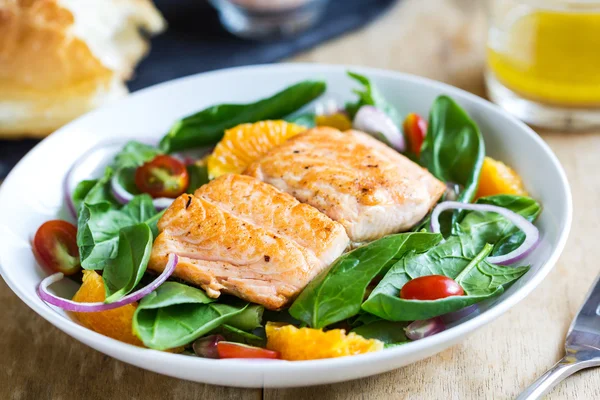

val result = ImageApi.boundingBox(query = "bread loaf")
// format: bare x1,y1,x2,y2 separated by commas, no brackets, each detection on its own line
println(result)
0,0,165,138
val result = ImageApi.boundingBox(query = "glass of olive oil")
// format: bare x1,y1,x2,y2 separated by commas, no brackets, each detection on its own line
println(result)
486,0,600,130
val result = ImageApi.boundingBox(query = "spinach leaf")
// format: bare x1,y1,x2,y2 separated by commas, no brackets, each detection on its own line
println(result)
103,223,153,303
286,112,316,127
72,179,99,212
113,141,162,170
113,167,139,194
351,320,409,346
345,72,401,125
186,163,210,193
159,80,326,153
289,232,442,329
362,239,528,321
73,168,120,213
363,288,502,321
132,282,247,350
457,195,541,257
420,95,485,211
217,325,265,347
77,194,158,270
225,304,264,331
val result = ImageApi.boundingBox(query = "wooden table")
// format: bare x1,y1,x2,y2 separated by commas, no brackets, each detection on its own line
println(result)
2,0,599,398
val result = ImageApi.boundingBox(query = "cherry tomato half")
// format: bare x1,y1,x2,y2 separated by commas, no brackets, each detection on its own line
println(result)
217,342,281,359
400,275,464,301
33,220,80,275
135,155,189,198
403,113,427,157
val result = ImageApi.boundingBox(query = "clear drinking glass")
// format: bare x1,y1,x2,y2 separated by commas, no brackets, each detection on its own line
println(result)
486,0,600,130
210,0,329,40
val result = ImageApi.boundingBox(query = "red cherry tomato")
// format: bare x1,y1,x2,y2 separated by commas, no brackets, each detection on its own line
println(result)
217,342,281,359
400,275,464,301
135,155,189,198
33,220,80,275
403,113,427,157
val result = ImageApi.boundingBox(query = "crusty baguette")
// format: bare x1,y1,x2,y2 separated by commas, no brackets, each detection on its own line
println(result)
0,0,165,138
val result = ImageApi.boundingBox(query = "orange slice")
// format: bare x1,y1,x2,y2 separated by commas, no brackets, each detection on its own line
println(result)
315,113,353,131
265,322,383,361
207,120,306,178
476,156,528,198
71,271,143,346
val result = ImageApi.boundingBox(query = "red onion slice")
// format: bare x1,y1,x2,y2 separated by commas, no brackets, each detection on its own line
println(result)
405,317,446,340
353,105,406,152
430,201,540,265
37,254,178,312
110,173,174,211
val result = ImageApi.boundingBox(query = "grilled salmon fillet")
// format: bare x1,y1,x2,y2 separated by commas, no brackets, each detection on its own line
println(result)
149,174,349,310
245,127,446,242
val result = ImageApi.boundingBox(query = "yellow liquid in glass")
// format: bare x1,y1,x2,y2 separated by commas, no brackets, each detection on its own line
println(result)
488,9,600,106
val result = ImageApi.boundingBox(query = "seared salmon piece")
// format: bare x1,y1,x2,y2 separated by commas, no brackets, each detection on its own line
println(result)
149,174,349,310
245,127,445,242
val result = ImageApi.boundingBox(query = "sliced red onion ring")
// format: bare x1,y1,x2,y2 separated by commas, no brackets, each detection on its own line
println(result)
430,201,540,265
440,304,479,324
110,173,174,211
353,105,405,152
405,317,446,340
37,254,178,312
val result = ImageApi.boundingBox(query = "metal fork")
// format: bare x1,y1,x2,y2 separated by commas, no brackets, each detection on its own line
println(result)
517,274,600,399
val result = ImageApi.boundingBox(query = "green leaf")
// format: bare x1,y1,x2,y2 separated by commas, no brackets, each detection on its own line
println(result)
113,167,140,195
362,236,529,321
345,71,401,125
420,96,485,232
72,179,99,212
362,288,503,321
351,320,409,345
186,163,210,193
73,168,120,214
217,325,265,347
132,282,247,350
458,260,529,296
225,304,264,331
77,194,158,270
159,80,327,153
457,195,541,257
289,232,442,328
103,223,153,303
286,112,316,127
113,141,162,170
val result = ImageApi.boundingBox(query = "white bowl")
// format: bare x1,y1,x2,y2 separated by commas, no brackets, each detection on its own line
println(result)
0,64,572,388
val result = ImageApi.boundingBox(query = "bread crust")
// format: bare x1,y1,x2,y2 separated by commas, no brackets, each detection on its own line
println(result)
0,0,165,138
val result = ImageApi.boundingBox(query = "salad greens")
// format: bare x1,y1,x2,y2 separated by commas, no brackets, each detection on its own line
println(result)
363,239,529,321
113,141,163,170
457,195,541,257
103,223,153,303
49,72,542,358
345,72,401,125
159,80,327,153
77,194,160,270
289,232,442,329
132,282,249,350
351,320,409,347
420,95,485,205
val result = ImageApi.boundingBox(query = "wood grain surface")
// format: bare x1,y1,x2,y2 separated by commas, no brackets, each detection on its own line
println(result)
2,0,599,399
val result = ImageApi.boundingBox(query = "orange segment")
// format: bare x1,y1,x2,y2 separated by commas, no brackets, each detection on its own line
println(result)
71,271,143,346
265,322,383,361
476,156,528,198
207,120,306,178
315,113,353,131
